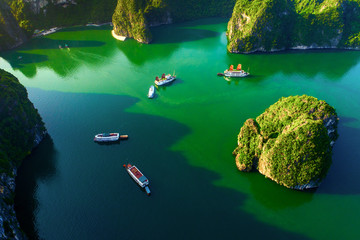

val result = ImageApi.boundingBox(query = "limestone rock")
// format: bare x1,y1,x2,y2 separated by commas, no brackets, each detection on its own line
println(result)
233,95,338,189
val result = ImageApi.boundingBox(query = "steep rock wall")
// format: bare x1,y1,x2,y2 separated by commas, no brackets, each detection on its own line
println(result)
0,68,46,239
227,0,360,53
112,0,236,43
0,0,27,51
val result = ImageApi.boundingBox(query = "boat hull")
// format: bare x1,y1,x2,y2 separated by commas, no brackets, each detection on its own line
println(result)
148,85,155,98
224,70,249,78
124,164,149,188
94,133,120,142
155,75,176,86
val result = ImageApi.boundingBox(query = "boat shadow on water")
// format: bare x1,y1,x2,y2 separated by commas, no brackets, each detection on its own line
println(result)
222,75,259,85
94,140,121,145
155,78,183,91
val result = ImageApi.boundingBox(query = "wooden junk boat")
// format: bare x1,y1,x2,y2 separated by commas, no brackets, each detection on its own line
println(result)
123,164,151,195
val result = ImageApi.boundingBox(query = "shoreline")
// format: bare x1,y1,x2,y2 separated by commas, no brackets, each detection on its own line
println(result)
230,45,360,54
111,30,126,41
32,22,113,38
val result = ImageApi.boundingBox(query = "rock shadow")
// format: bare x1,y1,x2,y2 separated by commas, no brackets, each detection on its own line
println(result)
14,135,57,240
18,38,105,51
151,26,220,45
228,49,360,80
243,172,314,210
115,18,223,66
316,117,360,195
1,37,115,78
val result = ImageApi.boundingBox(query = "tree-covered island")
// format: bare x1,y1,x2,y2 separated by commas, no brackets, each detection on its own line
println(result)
227,0,360,53
233,95,338,190
0,68,46,239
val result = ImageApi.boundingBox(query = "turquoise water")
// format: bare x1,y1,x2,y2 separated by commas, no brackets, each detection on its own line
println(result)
1,18,360,239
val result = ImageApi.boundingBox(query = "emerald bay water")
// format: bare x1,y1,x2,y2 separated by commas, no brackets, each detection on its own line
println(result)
1,18,360,240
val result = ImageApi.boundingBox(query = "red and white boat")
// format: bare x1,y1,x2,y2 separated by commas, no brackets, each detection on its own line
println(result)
94,133,119,142
224,64,249,78
123,164,151,195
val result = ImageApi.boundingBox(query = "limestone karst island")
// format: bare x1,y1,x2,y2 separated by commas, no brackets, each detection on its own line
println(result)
233,95,338,190
0,0,359,240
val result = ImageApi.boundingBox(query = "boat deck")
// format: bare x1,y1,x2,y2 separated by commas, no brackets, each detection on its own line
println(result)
130,166,143,179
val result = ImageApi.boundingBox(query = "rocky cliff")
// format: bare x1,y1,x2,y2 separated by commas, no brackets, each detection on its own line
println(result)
0,0,117,51
112,0,236,43
227,0,360,53
0,68,46,239
0,0,28,51
233,95,338,190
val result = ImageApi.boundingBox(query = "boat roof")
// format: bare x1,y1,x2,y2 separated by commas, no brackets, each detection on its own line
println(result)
139,176,148,183
130,166,148,183
130,166,143,178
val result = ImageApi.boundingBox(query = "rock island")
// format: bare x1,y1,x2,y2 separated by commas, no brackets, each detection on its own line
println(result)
233,95,338,190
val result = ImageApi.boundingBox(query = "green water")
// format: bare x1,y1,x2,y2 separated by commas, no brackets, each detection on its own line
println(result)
1,18,360,240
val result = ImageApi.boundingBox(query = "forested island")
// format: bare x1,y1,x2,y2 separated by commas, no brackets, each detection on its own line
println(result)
1,0,360,52
227,0,360,53
0,68,46,239
0,0,117,51
112,0,236,43
112,0,360,52
233,95,338,189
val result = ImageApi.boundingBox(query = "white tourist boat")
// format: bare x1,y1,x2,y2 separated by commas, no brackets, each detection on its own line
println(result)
154,73,176,86
224,64,249,78
123,164,151,195
93,133,120,142
148,85,155,98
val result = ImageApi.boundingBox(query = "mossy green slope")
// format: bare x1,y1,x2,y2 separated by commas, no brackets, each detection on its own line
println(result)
233,95,338,189
112,0,236,43
112,0,160,43
0,0,117,50
0,68,46,174
227,0,360,53
0,0,27,51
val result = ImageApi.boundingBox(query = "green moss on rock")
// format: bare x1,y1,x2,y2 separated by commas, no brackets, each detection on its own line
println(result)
112,0,236,43
0,68,46,174
233,95,338,189
227,0,360,53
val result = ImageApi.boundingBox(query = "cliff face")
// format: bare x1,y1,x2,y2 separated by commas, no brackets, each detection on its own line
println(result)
227,0,360,53
112,0,158,43
0,68,46,239
112,0,236,43
233,95,338,190
0,0,117,51
0,0,28,51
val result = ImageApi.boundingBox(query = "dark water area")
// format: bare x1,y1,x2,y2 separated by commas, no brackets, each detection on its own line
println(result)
15,90,308,240
1,18,359,239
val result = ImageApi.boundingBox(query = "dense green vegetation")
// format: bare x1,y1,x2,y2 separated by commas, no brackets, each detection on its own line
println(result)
0,0,117,50
0,0,28,51
233,95,338,189
0,68,46,174
227,0,360,53
112,0,236,43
